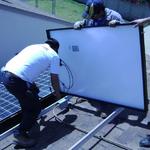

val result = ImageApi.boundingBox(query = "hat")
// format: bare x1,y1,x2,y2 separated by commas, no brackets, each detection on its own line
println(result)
45,38,59,52
82,0,105,18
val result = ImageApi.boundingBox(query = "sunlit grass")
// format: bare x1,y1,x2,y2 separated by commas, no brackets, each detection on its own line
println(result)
25,0,85,23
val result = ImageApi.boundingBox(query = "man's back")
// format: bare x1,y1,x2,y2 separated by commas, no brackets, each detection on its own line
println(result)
4,44,59,83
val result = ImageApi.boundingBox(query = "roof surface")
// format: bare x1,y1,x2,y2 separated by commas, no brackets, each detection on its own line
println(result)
0,96,150,150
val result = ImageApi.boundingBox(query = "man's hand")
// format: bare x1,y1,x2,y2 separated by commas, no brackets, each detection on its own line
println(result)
108,20,120,27
74,20,85,29
53,91,61,100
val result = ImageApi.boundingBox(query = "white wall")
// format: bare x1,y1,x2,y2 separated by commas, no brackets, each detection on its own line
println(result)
0,4,72,68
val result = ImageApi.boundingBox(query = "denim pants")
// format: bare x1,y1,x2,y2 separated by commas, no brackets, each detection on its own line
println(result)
1,71,41,134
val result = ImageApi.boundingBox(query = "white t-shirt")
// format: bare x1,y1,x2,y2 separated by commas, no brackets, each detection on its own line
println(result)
4,44,60,83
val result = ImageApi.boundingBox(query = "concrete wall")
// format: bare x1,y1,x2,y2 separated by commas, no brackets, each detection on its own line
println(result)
0,4,72,68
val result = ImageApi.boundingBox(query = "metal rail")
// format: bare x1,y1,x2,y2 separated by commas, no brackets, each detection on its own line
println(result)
69,107,125,150
0,95,72,141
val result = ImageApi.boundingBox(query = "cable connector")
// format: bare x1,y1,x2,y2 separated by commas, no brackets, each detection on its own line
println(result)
57,98,69,110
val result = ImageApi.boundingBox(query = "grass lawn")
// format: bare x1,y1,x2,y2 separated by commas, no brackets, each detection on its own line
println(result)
25,0,85,23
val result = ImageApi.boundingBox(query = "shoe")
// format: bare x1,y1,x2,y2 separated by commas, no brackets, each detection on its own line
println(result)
14,132,36,148
100,112,107,119
95,109,107,119
139,135,150,147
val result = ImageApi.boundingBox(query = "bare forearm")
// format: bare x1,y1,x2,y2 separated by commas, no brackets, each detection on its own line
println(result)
51,74,61,99
132,17,150,26
143,17,150,24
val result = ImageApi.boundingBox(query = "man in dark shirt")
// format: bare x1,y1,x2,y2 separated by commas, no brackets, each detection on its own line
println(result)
74,0,124,29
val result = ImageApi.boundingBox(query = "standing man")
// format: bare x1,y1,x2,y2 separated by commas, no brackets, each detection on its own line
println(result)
1,38,61,148
74,0,124,29
74,0,125,118
132,17,150,148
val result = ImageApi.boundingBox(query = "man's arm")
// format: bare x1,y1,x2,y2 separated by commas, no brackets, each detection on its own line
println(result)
51,73,61,100
132,17,150,27
107,9,125,27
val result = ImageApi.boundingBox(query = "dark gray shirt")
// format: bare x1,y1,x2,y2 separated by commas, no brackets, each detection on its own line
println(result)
84,8,124,27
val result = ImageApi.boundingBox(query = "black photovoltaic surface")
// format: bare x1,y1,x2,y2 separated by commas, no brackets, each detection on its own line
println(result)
0,69,52,122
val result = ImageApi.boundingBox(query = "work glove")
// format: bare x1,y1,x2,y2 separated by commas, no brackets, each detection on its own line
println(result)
74,20,85,29
108,20,120,27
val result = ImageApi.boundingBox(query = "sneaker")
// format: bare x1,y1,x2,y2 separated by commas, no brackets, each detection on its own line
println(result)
14,132,36,148
100,112,107,119
139,135,150,147
95,109,107,119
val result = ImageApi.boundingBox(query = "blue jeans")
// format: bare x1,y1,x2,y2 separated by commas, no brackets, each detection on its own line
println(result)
1,71,41,134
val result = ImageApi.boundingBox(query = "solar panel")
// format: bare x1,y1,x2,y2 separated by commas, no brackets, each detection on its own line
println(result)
0,69,51,122
48,25,147,111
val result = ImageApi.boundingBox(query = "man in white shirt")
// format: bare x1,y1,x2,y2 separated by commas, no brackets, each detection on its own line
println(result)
1,38,61,148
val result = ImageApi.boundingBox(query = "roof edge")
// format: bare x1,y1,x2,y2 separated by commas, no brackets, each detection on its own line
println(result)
0,1,73,26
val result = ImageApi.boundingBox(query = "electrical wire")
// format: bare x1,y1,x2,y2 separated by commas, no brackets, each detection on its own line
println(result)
52,103,70,123
48,59,74,94
52,103,64,123
59,59,74,92
61,59,74,90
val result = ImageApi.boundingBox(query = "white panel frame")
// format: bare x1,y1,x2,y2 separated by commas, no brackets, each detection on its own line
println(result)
46,25,148,111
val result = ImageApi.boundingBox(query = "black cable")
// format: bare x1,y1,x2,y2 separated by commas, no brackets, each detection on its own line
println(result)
59,59,74,92
61,60,73,89
59,80,70,92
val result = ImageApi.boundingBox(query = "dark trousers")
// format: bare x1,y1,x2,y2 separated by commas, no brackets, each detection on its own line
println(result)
1,71,41,134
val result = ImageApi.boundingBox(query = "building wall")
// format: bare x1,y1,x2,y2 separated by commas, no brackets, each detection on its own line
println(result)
0,4,72,68
104,0,150,20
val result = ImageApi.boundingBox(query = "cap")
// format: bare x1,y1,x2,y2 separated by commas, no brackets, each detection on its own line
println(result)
45,38,59,52
82,0,105,18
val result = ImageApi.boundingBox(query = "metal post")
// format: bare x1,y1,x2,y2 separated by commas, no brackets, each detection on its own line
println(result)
69,107,125,150
51,0,56,15
35,0,38,8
